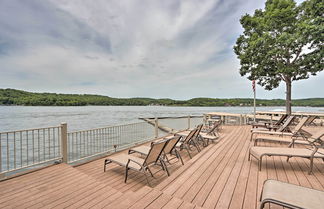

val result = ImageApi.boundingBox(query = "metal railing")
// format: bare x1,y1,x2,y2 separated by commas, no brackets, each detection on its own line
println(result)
204,113,251,125
67,122,155,163
0,115,204,178
0,125,62,177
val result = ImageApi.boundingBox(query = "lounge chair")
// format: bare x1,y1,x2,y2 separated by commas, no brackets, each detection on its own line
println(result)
260,179,324,209
128,135,183,176
202,120,222,134
250,116,295,141
199,125,220,145
104,139,169,186
298,115,318,138
251,114,288,131
175,125,202,158
253,116,311,146
177,124,204,146
178,123,218,146
249,129,324,174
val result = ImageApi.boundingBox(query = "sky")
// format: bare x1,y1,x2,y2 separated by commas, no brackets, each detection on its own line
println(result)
0,0,322,100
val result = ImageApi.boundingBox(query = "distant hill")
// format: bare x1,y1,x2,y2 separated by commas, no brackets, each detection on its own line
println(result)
0,88,323,107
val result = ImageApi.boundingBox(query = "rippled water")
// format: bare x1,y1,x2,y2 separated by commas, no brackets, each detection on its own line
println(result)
0,106,323,132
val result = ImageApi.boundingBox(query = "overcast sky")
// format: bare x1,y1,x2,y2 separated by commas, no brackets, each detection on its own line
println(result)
0,0,322,99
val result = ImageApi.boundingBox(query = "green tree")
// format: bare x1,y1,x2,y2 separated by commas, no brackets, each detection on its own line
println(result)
234,0,323,115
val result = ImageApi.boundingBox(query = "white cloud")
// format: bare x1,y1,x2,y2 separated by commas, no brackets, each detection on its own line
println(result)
0,0,322,99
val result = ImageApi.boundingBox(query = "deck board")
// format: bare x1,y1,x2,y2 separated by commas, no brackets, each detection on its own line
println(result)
0,125,323,209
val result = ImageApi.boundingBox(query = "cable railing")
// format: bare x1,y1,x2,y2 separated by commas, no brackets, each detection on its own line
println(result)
0,126,62,177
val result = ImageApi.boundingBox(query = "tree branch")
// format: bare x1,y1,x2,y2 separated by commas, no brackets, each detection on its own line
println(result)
291,45,303,64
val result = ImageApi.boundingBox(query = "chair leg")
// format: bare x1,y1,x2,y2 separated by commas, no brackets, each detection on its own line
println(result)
125,167,129,183
309,157,314,175
164,154,171,164
185,145,192,158
147,167,154,178
175,150,184,165
286,156,291,162
144,172,152,187
160,159,170,176
192,141,201,152
104,159,111,172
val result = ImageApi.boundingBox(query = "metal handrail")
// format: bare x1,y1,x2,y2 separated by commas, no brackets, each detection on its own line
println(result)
0,125,62,176
0,115,204,177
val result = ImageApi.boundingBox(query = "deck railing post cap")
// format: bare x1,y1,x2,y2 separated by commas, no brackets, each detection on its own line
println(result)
61,122,67,125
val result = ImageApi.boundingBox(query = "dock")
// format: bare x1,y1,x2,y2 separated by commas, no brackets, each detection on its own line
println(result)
0,125,323,209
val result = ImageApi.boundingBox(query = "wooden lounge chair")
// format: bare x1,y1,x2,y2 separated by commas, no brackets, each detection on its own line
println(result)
249,129,324,174
104,139,169,186
260,179,324,209
250,116,295,141
253,117,311,146
251,114,288,131
128,135,183,175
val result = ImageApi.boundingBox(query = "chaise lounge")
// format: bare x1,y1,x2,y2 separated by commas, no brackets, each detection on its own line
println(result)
260,179,324,209
250,115,295,141
249,129,324,174
251,114,288,131
128,135,183,176
176,125,202,158
104,139,169,186
253,116,313,146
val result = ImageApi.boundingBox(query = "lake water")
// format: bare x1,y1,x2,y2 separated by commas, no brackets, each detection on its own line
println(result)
0,106,323,132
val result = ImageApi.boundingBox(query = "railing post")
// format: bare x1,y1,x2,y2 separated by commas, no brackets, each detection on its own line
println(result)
188,115,191,129
154,118,158,138
239,115,242,125
61,123,68,163
203,114,207,126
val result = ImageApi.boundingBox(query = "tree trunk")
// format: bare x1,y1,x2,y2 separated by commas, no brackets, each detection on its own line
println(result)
285,78,292,115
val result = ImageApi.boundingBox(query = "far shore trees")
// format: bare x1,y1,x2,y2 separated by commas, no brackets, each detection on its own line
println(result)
234,0,323,115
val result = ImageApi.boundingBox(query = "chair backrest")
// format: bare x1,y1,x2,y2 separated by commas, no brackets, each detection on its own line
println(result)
277,116,295,132
308,129,324,148
275,114,288,125
194,124,203,137
207,121,220,135
163,135,182,154
291,117,309,134
183,128,198,143
305,116,317,126
144,140,168,166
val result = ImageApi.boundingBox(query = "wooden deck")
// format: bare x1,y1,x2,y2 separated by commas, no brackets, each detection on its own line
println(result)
0,125,323,209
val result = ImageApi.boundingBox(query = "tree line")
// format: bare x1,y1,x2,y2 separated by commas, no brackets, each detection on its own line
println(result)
0,89,323,107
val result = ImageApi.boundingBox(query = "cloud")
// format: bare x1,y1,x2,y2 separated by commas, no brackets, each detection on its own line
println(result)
0,0,322,99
